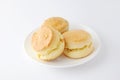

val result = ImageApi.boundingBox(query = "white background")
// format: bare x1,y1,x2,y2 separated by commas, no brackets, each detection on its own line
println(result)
0,0,120,80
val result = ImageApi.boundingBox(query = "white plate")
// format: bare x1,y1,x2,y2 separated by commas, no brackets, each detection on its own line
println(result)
24,24,101,68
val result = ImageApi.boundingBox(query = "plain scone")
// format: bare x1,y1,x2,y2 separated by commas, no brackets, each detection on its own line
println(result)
31,26,65,61
42,17,69,33
63,30,94,59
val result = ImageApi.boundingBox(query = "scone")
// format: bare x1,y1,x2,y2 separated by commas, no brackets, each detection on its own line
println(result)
31,26,64,61
42,17,69,33
63,30,94,59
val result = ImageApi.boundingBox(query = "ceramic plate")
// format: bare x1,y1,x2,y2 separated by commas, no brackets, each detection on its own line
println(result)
24,24,101,68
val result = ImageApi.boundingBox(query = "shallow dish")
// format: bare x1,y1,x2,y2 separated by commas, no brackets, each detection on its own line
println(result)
24,24,101,68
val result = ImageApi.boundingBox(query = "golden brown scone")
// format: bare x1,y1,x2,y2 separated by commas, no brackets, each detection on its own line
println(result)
43,17,69,33
32,26,53,51
63,30,94,59
31,26,65,61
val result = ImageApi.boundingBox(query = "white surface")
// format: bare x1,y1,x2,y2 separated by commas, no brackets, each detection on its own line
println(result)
24,25,101,68
0,0,120,80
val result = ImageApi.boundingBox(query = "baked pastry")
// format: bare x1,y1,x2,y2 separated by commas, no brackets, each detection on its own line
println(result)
31,26,64,61
42,17,69,33
63,30,94,58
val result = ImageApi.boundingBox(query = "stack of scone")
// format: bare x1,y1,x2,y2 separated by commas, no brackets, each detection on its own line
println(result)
31,17,94,61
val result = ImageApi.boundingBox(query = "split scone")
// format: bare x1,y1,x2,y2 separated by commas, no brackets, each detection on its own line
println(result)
63,30,94,59
31,26,64,61
43,17,69,33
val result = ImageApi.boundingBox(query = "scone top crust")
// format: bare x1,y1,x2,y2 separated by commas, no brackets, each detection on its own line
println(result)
43,17,69,33
32,26,53,51
63,30,91,49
